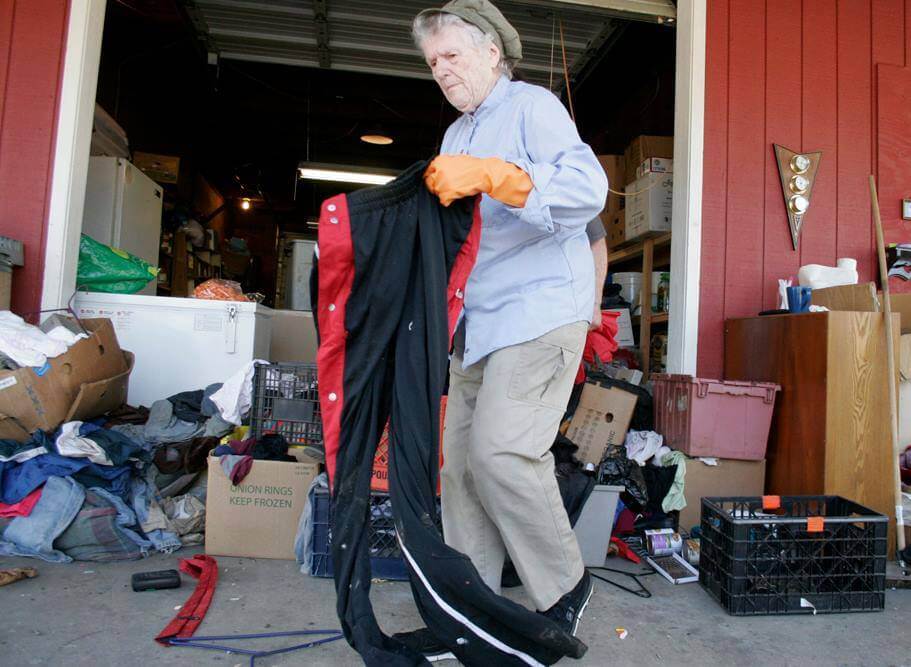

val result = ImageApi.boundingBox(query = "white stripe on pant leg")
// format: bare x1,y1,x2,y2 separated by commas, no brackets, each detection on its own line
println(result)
396,535,545,667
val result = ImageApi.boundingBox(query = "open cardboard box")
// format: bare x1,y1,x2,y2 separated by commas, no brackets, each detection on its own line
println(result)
0,318,133,440
205,455,319,560
566,382,638,465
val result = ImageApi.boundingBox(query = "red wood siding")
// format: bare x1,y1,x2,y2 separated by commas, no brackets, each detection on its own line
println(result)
699,0,911,378
877,63,911,291
0,0,69,315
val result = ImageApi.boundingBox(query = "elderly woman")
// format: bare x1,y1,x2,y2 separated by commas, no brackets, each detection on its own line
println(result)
401,0,608,659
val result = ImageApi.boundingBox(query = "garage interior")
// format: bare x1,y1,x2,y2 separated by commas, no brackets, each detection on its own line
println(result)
90,0,675,313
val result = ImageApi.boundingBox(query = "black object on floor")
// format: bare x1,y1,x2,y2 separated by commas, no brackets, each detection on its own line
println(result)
588,565,655,599
701,496,887,615
131,569,181,592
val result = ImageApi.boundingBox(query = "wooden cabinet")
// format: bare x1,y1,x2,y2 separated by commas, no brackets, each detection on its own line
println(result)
724,312,898,547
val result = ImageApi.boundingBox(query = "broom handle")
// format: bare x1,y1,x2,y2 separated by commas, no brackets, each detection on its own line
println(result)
870,175,907,555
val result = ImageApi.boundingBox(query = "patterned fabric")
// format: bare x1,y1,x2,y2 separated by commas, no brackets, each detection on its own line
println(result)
56,488,149,562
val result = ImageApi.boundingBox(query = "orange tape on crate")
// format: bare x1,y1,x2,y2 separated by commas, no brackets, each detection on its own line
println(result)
806,516,825,533
762,495,781,510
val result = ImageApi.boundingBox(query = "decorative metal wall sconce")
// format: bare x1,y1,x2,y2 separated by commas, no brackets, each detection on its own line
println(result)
774,144,822,251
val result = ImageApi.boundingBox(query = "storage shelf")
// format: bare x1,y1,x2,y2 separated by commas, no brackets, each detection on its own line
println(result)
608,232,671,264
607,233,672,377
633,312,669,326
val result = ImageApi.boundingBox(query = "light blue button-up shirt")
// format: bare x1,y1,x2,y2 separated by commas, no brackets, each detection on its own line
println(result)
441,76,608,367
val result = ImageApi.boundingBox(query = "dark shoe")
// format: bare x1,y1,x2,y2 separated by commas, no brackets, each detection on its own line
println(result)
391,628,455,662
541,571,594,637
301,444,326,463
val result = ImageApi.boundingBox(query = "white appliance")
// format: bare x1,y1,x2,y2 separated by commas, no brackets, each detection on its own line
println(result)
82,156,163,296
285,239,316,311
74,292,273,408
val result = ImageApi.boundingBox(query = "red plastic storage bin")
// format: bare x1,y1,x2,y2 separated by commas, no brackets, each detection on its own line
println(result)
652,374,780,460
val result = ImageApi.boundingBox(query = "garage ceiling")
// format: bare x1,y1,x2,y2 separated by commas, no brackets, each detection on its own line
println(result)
185,0,676,89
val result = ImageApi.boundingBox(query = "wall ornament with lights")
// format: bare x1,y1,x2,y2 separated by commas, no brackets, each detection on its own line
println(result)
774,144,822,251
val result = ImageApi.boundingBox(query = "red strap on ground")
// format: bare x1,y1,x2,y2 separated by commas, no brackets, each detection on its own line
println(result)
155,554,219,646
610,537,641,564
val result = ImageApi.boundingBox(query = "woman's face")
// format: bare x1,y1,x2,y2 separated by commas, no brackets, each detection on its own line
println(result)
421,24,500,113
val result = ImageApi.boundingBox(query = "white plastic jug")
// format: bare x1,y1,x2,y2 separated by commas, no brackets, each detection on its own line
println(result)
797,258,858,289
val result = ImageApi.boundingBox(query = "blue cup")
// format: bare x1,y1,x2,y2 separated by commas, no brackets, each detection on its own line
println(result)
786,286,812,313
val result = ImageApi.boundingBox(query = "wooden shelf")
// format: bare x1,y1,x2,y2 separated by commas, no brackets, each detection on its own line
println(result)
607,233,672,377
608,232,671,264
633,311,669,326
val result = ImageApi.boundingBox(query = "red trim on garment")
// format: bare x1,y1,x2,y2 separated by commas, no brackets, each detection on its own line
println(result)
446,196,483,345
155,554,219,645
315,194,355,491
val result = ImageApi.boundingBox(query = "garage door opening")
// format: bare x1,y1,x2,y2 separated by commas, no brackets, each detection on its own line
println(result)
44,0,704,378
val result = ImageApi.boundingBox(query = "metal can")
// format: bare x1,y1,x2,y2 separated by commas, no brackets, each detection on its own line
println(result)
645,529,683,556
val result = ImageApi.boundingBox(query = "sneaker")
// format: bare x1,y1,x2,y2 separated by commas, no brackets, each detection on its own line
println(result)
301,444,325,463
391,628,456,662
541,571,594,637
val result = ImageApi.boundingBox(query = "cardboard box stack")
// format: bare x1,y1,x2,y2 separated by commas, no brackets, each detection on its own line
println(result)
596,155,626,249
625,172,673,241
599,136,675,248
623,135,674,243
624,135,674,186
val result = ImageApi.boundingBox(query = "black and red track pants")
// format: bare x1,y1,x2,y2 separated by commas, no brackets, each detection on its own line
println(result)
315,161,587,666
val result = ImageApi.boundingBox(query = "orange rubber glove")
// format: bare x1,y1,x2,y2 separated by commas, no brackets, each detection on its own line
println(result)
424,155,533,208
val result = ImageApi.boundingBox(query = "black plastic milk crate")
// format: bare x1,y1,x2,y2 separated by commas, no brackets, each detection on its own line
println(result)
310,490,410,581
250,362,322,446
699,495,887,616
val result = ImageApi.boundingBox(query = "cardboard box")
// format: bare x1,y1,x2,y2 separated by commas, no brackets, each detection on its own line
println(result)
566,383,638,465
596,155,625,220
636,157,674,179
205,456,319,560
270,309,318,363
0,319,132,441
133,152,180,184
606,209,626,249
625,173,673,241
624,135,674,185
678,458,766,531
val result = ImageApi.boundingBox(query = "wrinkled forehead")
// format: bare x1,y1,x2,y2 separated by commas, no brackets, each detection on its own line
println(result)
420,22,476,59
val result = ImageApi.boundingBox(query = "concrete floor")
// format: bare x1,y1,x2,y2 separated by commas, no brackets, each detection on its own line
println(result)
2,551,909,666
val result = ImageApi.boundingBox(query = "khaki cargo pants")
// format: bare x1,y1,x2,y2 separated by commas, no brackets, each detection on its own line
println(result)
441,321,587,611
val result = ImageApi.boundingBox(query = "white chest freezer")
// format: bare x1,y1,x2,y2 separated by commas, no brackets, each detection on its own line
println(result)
73,292,273,408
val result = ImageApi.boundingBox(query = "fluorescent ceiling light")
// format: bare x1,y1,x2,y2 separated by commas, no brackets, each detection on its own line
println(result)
298,163,396,186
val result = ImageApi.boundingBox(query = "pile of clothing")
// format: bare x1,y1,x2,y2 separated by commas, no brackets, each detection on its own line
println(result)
0,312,88,370
0,383,240,563
213,433,296,485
